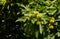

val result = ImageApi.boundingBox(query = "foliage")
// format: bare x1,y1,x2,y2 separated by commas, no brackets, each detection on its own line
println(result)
0,0,60,39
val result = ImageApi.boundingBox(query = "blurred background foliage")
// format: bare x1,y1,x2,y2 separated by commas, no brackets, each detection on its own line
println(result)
0,0,60,39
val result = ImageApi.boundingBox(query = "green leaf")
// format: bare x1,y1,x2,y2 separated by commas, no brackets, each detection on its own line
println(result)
16,17,27,22
58,16,60,18
44,35,50,39
44,34,55,39
16,3,25,8
57,32,60,37
31,18,37,24
35,31,39,39
50,35,55,39
39,25,43,34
